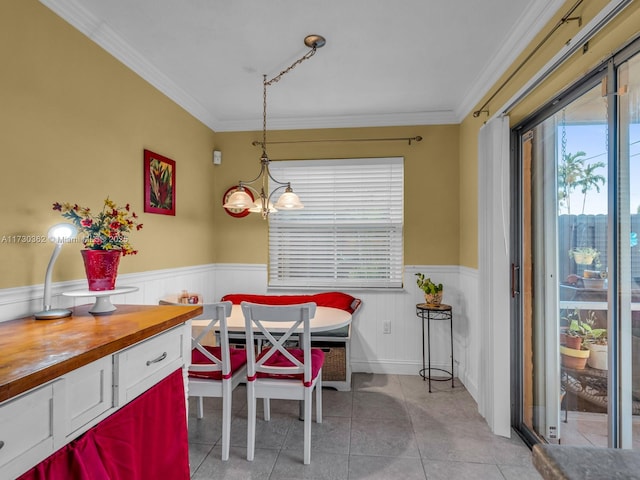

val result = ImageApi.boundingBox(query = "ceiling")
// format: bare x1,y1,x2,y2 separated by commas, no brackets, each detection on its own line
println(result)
41,0,564,132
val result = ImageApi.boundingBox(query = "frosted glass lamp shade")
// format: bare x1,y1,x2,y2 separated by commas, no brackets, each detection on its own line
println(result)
223,189,254,210
274,190,304,210
248,200,277,213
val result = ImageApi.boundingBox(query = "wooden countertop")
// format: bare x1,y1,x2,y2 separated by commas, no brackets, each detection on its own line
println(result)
0,304,202,403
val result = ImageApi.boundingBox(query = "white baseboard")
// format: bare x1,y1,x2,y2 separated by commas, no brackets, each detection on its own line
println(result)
351,359,459,377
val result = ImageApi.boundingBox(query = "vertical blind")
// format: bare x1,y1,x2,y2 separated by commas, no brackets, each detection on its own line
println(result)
268,157,404,288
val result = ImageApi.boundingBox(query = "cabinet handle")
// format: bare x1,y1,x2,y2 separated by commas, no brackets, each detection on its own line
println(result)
0,440,4,450
146,351,167,366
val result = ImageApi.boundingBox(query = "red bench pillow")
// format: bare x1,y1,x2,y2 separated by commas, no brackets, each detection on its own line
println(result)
221,291,356,313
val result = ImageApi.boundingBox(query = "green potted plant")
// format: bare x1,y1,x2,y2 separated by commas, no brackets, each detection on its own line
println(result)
415,273,443,306
569,246,599,266
560,309,582,349
560,310,605,370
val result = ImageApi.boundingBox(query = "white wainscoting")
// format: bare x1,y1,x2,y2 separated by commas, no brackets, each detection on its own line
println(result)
0,263,480,401
0,264,219,322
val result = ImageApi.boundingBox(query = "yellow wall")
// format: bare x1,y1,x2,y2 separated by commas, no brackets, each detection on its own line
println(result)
3,0,638,289
458,0,640,268
0,1,217,289
212,126,460,266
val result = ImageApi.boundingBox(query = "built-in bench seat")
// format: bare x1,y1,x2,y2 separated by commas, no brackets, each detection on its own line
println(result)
220,292,361,391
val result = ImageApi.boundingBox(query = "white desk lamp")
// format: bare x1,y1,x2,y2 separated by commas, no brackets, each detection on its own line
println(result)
34,222,78,320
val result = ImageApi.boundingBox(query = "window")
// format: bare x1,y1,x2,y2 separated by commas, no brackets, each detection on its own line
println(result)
268,157,403,288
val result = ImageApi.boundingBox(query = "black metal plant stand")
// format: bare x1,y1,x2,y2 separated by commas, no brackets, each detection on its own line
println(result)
416,303,454,392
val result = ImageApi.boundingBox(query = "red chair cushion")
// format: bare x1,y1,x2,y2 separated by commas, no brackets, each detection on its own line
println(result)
221,291,356,313
251,348,325,386
189,345,247,380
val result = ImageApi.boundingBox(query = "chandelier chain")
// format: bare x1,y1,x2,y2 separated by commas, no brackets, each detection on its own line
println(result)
262,47,318,154
263,75,267,155
265,47,317,87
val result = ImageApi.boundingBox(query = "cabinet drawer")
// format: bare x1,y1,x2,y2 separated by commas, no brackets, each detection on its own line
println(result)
0,381,63,480
65,355,113,437
114,325,186,406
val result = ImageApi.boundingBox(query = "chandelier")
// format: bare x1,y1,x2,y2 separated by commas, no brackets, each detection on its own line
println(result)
223,34,326,219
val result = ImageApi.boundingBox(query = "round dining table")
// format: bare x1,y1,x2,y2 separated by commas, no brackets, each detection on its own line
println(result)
225,303,352,333
160,296,352,339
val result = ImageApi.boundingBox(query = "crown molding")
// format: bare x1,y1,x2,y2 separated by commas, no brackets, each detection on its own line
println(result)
214,110,458,132
455,0,566,121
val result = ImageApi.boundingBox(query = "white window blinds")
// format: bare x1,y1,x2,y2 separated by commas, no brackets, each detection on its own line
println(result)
268,157,404,288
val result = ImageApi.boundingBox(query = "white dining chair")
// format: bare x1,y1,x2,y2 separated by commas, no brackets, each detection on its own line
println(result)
241,301,324,465
188,301,247,461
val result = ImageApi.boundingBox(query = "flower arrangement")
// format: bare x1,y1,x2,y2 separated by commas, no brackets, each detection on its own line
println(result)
53,198,143,255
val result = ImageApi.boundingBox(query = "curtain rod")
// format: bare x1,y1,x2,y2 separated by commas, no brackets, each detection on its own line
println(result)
498,0,632,119
251,136,422,147
473,0,585,118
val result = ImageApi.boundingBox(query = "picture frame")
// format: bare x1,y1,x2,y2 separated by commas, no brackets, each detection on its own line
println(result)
144,149,176,216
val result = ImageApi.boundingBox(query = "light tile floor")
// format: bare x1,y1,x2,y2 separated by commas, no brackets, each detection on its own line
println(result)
188,373,542,479
558,410,640,448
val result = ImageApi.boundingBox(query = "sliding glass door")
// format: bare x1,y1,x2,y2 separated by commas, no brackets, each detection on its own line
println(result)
514,38,640,449
619,48,640,448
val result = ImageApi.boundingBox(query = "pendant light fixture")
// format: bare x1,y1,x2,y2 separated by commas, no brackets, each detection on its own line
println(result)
223,34,326,219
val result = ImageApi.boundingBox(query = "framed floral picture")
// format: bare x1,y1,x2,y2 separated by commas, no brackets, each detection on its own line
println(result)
144,149,176,215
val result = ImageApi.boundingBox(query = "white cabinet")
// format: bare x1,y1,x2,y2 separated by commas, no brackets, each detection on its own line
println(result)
0,322,189,479
114,325,187,406
0,381,64,480
65,355,113,437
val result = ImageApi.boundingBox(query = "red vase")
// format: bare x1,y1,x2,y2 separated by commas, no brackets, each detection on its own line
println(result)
80,249,122,291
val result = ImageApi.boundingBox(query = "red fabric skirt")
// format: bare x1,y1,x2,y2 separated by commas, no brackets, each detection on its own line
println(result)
18,369,189,480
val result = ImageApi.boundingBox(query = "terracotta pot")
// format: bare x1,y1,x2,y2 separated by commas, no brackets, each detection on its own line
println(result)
563,335,582,350
583,270,602,279
81,249,122,291
560,345,590,370
424,291,443,306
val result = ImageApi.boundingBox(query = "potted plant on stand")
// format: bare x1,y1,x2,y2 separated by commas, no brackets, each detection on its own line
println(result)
53,198,143,291
415,273,443,306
